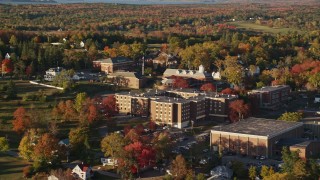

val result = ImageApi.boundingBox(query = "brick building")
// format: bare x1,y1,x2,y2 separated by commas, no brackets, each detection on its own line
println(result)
93,57,134,74
115,89,238,129
248,85,290,110
108,71,147,89
210,118,304,158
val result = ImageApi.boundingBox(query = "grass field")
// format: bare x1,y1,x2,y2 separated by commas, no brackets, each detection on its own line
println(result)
0,154,30,180
227,21,302,34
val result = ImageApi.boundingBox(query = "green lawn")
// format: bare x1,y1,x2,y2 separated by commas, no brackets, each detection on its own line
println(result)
227,21,303,34
0,154,30,180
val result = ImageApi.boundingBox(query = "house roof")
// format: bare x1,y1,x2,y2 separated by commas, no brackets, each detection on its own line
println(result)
108,71,142,79
163,69,211,79
211,117,303,138
77,164,91,172
96,57,133,64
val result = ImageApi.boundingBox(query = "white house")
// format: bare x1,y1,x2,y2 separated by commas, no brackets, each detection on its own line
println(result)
5,53,10,59
44,67,64,81
212,71,221,80
101,157,118,166
72,164,93,180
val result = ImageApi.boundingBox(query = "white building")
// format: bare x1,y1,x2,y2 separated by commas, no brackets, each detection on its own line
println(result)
44,67,64,81
72,164,93,180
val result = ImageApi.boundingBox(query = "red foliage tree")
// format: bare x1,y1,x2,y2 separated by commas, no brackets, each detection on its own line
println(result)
148,121,156,131
102,95,119,118
229,100,250,122
124,125,132,135
34,133,64,162
221,88,236,95
87,104,98,123
1,59,13,74
12,107,31,134
172,76,189,88
135,124,145,135
200,83,216,92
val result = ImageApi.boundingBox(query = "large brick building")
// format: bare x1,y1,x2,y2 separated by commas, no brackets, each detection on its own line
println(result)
248,85,290,110
108,71,147,89
93,57,134,74
115,89,238,129
210,118,304,158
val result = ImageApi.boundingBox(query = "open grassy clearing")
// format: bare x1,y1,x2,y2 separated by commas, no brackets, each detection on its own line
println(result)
0,154,30,180
227,21,303,34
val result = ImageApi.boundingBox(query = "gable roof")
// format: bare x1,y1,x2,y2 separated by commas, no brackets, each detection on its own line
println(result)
163,68,211,79
77,164,91,172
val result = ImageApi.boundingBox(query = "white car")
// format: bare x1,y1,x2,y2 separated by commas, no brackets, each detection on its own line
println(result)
199,159,207,165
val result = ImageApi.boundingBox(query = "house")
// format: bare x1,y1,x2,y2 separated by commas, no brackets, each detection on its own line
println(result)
108,71,147,89
58,138,70,147
209,166,233,180
93,57,134,74
101,157,118,166
152,52,178,69
72,164,93,180
44,67,64,81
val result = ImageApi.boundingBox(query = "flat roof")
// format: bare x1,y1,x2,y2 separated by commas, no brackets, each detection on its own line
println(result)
251,85,290,93
211,117,303,138
153,97,189,104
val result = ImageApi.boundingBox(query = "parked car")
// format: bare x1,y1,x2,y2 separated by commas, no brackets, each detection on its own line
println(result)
199,159,207,165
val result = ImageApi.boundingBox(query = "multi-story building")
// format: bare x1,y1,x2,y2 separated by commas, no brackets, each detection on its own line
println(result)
248,85,290,110
93,57,134,74
150,97,190,128
115,88,238,129
205,93,238,121
210,118,304,158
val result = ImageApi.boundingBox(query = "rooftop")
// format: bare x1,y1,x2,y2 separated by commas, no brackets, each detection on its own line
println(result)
95,56,133,64
108,71,142,78
251,85,290,93
211,117,303,138
153,97,189,104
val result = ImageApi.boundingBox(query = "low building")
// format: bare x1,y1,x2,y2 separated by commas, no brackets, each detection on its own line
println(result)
108,71,147,89
72,164,93,180
93,57,134,74
210,118,304,158
291,141,320,159
248,85,290,110
163,65,213,87
152,52,178,69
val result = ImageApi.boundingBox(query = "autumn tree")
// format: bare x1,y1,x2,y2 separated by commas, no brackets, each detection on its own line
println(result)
170,155,188,180
172,76,189,88
18,130,38,160
12,107,31,134
87,104,98,124
221,88,236,95
101,132,126,161
152,132,171,161
248,166,257,180
33,133,64,165
278,112,303,122
200,83,216,92
69,127,91,160
229,100,250,122
1,59,14,74
281,147,300,174
74,92,88,113
101,95,119,118
0,137,9,152
222,56,244,87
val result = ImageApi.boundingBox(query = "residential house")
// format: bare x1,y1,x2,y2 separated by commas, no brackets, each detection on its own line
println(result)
44,67,64,81
72,164,93,180
152,52,178,69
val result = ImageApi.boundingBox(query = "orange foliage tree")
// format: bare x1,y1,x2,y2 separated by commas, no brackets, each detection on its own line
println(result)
12,107,31,134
